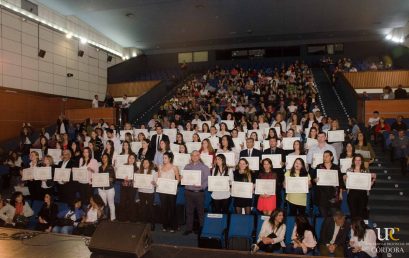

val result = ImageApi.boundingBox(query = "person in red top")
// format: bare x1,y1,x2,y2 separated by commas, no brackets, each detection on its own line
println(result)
257,159,277,215
374,117,391,151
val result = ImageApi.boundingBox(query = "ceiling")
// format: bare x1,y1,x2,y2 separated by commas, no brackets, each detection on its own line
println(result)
35,0,409,53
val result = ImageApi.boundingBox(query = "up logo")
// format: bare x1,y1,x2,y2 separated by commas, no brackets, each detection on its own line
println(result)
375,227,400,241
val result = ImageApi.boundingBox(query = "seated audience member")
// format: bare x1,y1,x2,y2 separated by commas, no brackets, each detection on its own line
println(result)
340,142,356,159
0,195,14,226
374,117,391,150
394,85,408,99
251,208,286,253
355,132,375,169
391,115,407,132
319,211,350,257
367,111,380,142
390,129,409,175
285,214,317,255
53,199,84,234
74,195,105,236
8,191,34,228
36,193,58,232
381,86,394,100
4,151,22,176
347,218,377,258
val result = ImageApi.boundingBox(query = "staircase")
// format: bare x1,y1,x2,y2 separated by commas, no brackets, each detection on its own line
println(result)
312,68,349,129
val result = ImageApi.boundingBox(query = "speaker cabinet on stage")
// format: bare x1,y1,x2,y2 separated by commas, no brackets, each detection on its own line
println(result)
89,221,151,257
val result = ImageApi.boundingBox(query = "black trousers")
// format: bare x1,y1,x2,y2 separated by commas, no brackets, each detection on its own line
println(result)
319,205,339,217
139,192,154,224
185,191,205,231
288,202,306,216
79,183,92,205
118,186,136,222
213,198,230,214
160,193,177,230
257,241,282,253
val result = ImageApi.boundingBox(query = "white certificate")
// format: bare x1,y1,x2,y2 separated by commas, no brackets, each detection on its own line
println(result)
247,130,263,140
238,132,246,142
232,138,243,151
156,178,178,195
186,142,201,153
306,138,318,149
316,169,339,186
346,172,372,190
22,168,34,181
181,131,195,142
282,137,300,150
72,168,88,183
255,179,276,195
286,155,307,169
254,141,261,150
231,181,253,198
120,130,134,140
208,176,230,192
181,170,202,186
131,142,142,154
92,173,110,188
198,133,211,140
262,154,282,168
163,129,177,143
170,143,181,153
355,150,371,159
221,152,235,167
200,154,213,168
114,155,129,167
47,149,62,164
285,177,309,193
14,186,30,196
33,167,52,180
221,120,235,130
209,137,220,149
243,157,260,171
30,148,43,159
116,165,134,180
134,129,149,138
328,130,345,143
54,168,71,182
133,173,154,189
312,153,324,169
173,153,191,167
340,158,353,173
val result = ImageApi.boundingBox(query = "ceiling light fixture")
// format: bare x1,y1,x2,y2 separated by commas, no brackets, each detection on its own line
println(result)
80,37,88,44
66,33,73,39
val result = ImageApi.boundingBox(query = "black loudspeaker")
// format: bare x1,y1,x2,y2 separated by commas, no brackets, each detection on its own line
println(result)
107,55,112,62
38,49,46,58
89,221,151,257
78,50,84,57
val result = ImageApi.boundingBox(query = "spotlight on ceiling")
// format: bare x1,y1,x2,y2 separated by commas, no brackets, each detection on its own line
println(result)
66,33,72,39
80,37,88,44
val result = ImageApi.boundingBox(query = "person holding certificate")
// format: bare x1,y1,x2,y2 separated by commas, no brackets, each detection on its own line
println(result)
216,135,238,167
354,132,375,169
284,158,311,216
210,154,232,214
343,154,375,219
77,147,99,206
56,150,76,204
288,140,306,156
153,140,171,166
182,151,211,236
340,142,356,159
137,159,158,230
120,141,135,156
102,140,115,164
23,151,42,200
239,138,262,171
313,151,344,217
40,155,55,198
118,153,138,222
96,153,116,221
257,159,277,215
158,152,180,233
137,139,150,161
233,158,254,215
199,139,216,166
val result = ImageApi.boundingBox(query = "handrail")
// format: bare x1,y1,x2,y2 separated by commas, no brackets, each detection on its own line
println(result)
335,72,364,122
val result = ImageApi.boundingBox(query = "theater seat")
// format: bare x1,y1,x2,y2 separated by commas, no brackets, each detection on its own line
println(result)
285,216,295,245
341,191,350,216
28,200,44,229
227,214,254,251
199,213,228,249
256,215,270,238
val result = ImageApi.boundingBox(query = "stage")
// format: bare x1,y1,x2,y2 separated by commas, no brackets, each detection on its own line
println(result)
0,228,317,258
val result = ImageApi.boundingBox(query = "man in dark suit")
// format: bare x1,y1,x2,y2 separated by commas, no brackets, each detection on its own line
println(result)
239,138,262,159
148,124,169,160
56,149,76,204
319,211,350,257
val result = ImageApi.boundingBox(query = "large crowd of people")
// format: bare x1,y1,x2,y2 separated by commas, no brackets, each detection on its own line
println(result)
0,62,408,257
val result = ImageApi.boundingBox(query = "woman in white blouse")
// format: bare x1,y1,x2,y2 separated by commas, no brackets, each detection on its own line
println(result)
347,218,377,258
285,214,317,255
77,147,99,206
210,154,233,214
138,159,158,230
251,208,286,253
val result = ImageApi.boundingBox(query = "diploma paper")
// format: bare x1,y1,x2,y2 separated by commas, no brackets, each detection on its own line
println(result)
114,155,129,167
316,169,339,186
163,129,177,143
156,178,178,195
116,165,134,180
221,120,235,130
22,168,34,181
327,130,345,143
200,153,213,168
282,137,300,150
243,157,260,171
285,177,309,193
47,149,62,164
262,154,282,168
198,133,211,140
186,142,201,153
14,186,30,196
306,138,318,149
54,168,71,182
33,167,52,180
92,173,110,188
134,129,149,138
247,130,263,140
173,153,191,167
209,137,220,150
131,142,142,154
208,176,230,192
255,179,276,195
30,148,43,159
181,131,195,142
72,168,88,183
238,132,246,142
340,158,353,173
133,173,154,189
231,181,253,198
232,138,243,151
286,155,307,169
346,172,372,190
355,150,371,159
312,153,324,169
170,143,181,153
181,170,202,186
221,152,236,167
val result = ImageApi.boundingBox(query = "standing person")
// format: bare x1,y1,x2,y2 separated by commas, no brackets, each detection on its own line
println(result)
137,159,158,230
182,151,211,236
138,139,151,161
153,140,170,166
23,151,41,200
104,93,114,107
148,124,170,159
233,158,254,215
251,209,286,253
319,211,350,257
77,147,98,206
97,153,116,221
307,131,339,166
40,155,55,198
118,154,138,222
210,154,232,214
390,129,409,175
121,94,131,123
344,154,375,219
257,159,277,215
92,95,99,108
314,151,344,217
158,152,180,232
347,218,377,258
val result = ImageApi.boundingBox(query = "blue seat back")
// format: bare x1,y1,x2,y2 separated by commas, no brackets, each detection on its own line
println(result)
285,216,295,245
201,213,228,239
228,214,254,239
176,186,185,205
315,217,325,243
256,215,270,238
341,191,350,215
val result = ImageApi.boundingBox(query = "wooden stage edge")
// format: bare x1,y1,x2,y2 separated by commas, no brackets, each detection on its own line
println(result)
0,227,320,258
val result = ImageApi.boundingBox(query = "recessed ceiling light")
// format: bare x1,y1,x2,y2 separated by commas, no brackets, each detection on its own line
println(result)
125,13,134,18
